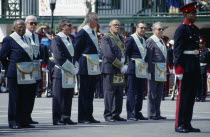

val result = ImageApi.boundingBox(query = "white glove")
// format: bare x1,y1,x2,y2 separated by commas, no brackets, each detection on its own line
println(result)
121,57,125,64
72,67,79,75
120,65,128,74
169,69,173,74
176,74,183,80
41,68,46,71
147,73,151,80
207,73,210,79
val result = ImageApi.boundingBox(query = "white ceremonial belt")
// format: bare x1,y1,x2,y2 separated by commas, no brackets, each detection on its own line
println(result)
183,50,199,55
55,65,61,69
200,63,207,66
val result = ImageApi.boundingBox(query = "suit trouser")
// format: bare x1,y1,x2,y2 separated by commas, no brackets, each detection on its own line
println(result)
95,74,103,98
175,73,200,128
7,78,36,126
28,79,41,121
103,74,124,119
52,78,74,123
78,75,97,121
147,79,164,117
126,75,145,119
197,73,207,100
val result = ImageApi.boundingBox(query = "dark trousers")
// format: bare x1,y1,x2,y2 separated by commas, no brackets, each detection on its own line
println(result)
78,75,97,121
197,73,207,100
52,78,74,123
126,75,145,119
28,79,41,122
175,73,200,128
147,79,164,117
103,74,124,119
95,74,103,98
35,79,42,96
7,78,36,126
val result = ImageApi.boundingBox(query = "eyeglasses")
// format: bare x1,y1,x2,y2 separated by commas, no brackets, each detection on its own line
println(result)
157,28,164,31
64,23,72,27
112,24,120,27
139,27,146,30
28,22,37,26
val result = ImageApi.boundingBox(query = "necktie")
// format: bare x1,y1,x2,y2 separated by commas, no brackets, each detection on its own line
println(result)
140,38,143,44
92,30,95,36
32,33,35,42
21,36,25,42
67,37,70,42
160,39,164,45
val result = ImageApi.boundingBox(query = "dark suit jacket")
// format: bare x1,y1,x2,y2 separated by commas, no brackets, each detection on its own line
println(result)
146,37,166,74
125,36,145,75
174,23,200,73
100,34,125,74
0,36,33,78
74,29,98,75
200,48,210,74
50,35,74,79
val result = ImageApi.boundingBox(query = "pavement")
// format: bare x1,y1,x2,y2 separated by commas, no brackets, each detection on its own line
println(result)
0,92,210,137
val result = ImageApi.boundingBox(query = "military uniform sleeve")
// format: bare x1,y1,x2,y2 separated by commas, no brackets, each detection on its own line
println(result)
101,36,124,69
174,27,185,74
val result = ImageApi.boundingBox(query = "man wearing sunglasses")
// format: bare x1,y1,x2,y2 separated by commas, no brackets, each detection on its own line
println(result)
146,22,167,121
25,15,48,125
125,21,148,121
174,2,201,133
50,19,77,125
74,12,101,124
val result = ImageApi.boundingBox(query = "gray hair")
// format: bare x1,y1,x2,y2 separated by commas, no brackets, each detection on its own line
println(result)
13,20,25,28
85,12,97,24
25,15,37,23
151,22,163,30
109,19,120,27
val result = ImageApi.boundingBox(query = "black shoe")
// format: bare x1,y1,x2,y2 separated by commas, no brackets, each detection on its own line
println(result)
188,127,201,132
105,117,115,122
114,117,127,121
175,126,189,133
137,115,148,120
29,120,39,124
89,119,100,123
157,115,167,120
128,118,138,121
9,123,22,129
53,121,65,125
20,123,35,128
78,120,91,124
149,116,159,120
63,119,77,125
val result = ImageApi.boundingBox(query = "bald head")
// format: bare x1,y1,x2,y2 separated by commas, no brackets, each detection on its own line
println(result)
109,19,120,35
13,20,26,36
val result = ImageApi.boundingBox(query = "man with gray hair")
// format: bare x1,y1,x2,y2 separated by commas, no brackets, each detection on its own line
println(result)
100,19,127,122
0,20,36,128
74,12,100,124
25,15,48,124
146,22,167,120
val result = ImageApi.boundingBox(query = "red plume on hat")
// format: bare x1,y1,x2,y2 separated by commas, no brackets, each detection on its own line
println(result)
180,2,197,13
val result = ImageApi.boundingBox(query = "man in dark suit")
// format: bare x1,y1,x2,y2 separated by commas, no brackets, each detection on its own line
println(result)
146,22,167,121
74,12,100,124
50,19,77,125
0,20,36,129
125,21,148,121
25,15,48,124
100,19,127,122
174,2,201,133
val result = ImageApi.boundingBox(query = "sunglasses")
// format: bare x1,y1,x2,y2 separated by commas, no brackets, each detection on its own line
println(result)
64,23,72,27
157,28,164,31
28,22,37,26
139,27,146,30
